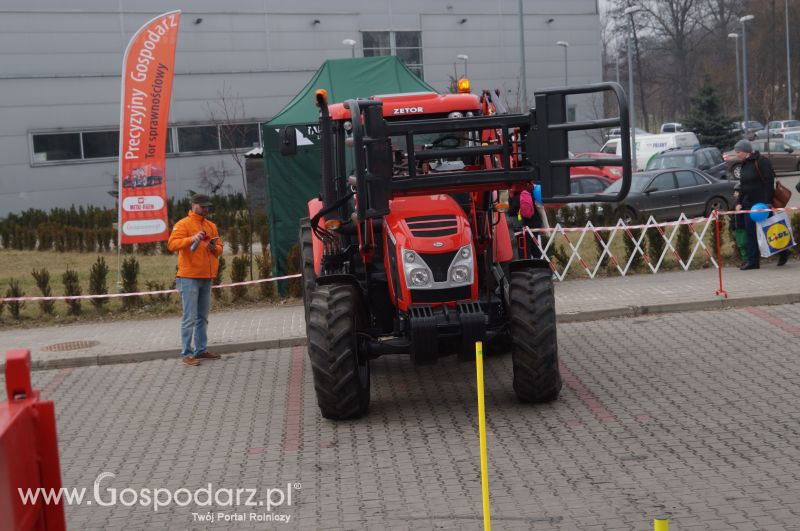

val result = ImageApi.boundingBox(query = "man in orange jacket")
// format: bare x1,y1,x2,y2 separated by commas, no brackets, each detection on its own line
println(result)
168,194,224,366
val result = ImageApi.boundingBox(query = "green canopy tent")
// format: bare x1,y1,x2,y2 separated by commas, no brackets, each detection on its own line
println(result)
262,56,435,282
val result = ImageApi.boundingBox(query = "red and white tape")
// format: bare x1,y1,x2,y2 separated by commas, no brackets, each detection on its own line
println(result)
525,205,798,234
0,273,302,303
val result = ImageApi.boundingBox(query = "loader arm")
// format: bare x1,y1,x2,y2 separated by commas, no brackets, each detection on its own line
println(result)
345,82,633,221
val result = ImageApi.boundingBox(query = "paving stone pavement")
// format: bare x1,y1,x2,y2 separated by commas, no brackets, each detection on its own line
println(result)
4,303,800,530
1,264,799,371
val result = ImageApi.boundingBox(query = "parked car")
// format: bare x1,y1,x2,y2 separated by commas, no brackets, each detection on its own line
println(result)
605,126,650,141
723,138,800,178
732,120,764,139
602,168,735,223
755,120,800,139
602,132,700,171
572,152,623,181
644,146,728,180
551,172,614,211
569,172,613,194
659,122,685,133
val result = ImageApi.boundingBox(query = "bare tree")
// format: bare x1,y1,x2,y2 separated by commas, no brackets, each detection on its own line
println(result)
206,82,258,279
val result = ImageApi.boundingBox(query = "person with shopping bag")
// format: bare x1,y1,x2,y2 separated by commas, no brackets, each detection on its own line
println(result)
733,139,790,269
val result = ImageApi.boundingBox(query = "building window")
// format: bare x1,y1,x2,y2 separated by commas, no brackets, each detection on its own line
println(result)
362,30,423,78
82,131,119,159
32,133,81,162
177,125,220,152
362,31,391,56
30,122,261,165
220,123,260,149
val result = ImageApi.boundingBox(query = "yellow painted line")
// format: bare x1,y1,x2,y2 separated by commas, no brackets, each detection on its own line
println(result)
475,341,491,531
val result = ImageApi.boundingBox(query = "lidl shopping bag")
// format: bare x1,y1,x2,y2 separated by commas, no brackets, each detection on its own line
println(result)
756,211,796,257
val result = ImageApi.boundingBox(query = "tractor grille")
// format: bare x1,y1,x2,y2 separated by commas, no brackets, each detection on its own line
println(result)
406,215,458,238
419,251,457,282
410,286,472,303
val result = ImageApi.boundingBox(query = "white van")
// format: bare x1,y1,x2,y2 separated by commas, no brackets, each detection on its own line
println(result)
601,132,699,170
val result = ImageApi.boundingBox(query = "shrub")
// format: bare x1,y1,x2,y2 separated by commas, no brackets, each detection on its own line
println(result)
623,215,644,271
551,243,569,272
709,215,726,260
230,255,249,301
227,226,240,255
676,223,692,264
62,269,82,316
255,250,275,300
213,257,226,301
145,281,172,304
286,244,302,298
647,224,666,265
31,268,55,316
240,223,252,255
89,256,109,311
121,256,141,309
5,279,24,319
791,212,800,255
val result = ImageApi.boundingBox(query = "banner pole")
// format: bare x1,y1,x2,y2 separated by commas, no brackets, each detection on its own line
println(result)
475,341,491,531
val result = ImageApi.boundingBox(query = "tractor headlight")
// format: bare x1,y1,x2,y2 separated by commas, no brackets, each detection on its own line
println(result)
450,266,470,283
448,111,464,119
410,268,431,286
402,249,433,289
446,245,473,286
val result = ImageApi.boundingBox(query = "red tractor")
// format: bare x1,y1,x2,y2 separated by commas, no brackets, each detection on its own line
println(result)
284,83,632,419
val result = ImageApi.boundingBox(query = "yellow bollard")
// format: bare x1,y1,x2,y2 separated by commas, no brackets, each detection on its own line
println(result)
654,516,669,531
475,341,491,531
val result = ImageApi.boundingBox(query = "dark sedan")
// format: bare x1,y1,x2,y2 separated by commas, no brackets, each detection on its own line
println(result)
604,169,735,223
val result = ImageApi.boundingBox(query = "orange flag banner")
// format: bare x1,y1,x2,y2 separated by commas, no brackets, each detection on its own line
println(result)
118,10,181,244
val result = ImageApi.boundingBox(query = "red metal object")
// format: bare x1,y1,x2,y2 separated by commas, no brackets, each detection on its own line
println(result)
0,349,66,531
714,211,728,299
329,92,481,120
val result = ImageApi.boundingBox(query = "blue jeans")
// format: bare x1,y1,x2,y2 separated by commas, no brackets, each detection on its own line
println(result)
176,277,212,357
744,213,760,266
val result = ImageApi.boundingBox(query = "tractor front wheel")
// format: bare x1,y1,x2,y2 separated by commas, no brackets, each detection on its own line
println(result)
307,284,370,420
509,268,562,402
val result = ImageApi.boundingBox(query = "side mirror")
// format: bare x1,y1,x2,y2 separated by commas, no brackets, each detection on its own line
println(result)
279,126,297,156
698,164,710,170
644,186,658,194
786,147,794,153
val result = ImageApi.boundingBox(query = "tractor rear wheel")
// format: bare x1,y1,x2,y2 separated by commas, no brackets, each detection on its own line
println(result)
307,284,370,420
299,217,316,324
509,268,562,402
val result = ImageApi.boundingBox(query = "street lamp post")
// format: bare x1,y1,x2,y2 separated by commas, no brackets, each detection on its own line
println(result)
623,5,642,171
342,38,356,58
740,14,755,125
457,54,469,78
556,41,569,84
786,0,793,119
728,33,742,117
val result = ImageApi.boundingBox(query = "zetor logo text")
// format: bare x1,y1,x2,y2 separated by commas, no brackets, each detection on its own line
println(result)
393,106,424,115
17,472,297,520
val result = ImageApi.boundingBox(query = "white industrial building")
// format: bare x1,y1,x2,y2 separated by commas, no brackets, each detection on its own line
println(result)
0,0,603,216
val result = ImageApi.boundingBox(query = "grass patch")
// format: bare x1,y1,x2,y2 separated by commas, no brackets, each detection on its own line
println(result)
0,250,289,327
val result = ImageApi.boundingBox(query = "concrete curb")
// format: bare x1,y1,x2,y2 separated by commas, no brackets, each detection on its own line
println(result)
13,292,800,372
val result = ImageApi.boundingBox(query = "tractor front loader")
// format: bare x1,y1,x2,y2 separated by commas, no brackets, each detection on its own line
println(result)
285,83,632,419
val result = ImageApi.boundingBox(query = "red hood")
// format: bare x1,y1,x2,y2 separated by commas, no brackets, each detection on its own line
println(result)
384,195,472,253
